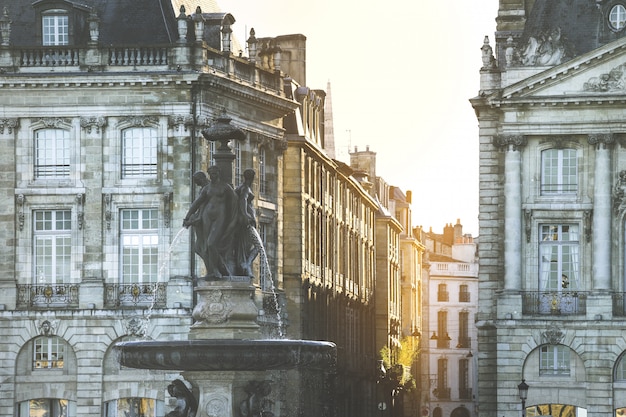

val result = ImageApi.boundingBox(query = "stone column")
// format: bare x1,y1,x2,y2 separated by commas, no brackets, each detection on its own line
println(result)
588,134,614,291
498,135,527,291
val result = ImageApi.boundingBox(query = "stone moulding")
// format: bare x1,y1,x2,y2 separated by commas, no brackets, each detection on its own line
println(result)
114,339,337,372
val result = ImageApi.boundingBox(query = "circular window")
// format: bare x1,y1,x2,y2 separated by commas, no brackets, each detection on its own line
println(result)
609,4,626,31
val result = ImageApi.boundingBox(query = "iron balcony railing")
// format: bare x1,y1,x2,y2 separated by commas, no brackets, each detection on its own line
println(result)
104,283,167,308
17,284,79,309
433,387,451,400
521,291,588,315
459,387,473,400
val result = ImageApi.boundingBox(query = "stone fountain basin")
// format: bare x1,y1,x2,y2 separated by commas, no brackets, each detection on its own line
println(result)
114,339,336,372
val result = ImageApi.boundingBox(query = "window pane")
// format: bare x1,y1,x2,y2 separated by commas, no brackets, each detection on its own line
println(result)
122,128,157,178
120,209,159,283
34,210,72,284
35,129,70,178
539,224,579,291
541,148,577,194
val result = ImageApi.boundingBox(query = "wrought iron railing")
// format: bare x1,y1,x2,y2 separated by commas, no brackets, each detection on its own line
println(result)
433,387,451,399
104,283,167,308
459,387,473,400
521,291,587,315
17,284,79,308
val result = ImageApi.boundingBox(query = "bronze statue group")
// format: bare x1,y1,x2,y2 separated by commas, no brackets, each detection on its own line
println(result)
183,166,260,280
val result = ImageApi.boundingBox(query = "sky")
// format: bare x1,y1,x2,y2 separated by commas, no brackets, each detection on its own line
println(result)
217,0,500,237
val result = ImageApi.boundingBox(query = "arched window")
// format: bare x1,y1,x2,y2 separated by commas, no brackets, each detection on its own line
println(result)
540,344,570,375
33,336,65,369
35,128,70,178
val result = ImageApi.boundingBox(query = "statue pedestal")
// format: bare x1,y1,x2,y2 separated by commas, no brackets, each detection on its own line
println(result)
190,277,260,340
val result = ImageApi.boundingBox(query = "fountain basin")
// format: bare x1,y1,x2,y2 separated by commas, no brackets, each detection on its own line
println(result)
114,339,336,372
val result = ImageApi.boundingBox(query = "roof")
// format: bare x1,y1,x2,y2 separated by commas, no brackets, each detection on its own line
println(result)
0,0,178,46
521,0,626,60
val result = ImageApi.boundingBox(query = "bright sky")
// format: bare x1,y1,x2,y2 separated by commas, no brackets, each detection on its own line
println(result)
219,0,500,237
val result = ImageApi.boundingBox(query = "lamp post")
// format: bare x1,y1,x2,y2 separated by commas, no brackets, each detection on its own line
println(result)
518,379,529,417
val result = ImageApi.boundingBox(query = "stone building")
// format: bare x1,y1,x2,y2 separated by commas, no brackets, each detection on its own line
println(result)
473,0,626,415
0,1,297,416
420,221,478,417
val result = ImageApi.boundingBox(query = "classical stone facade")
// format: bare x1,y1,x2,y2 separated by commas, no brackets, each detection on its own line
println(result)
0,1,296,416
473,1,626,415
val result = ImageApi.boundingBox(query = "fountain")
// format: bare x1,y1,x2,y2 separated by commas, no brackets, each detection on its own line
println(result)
114,116,337,417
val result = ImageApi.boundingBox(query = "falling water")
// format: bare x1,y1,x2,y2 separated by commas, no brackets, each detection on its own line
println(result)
248,225,284,338
143,227,189,337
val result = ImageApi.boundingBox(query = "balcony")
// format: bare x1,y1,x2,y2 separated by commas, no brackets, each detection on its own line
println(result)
459,291,471,302
521,291,587,315
433,387,451,399
17,284,79,309
459,387,473,400
105,283,167,308
437,291,449,302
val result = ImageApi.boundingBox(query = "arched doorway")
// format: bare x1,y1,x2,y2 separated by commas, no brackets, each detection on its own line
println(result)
450,406,470,417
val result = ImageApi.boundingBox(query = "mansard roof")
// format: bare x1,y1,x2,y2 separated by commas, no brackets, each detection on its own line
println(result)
0,0,179,46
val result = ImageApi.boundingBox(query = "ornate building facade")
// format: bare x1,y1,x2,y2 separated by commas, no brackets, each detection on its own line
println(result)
0,1,296,416
473,1,626,415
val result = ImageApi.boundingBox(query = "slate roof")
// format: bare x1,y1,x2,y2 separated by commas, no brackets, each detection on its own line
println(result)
522,0,626,58
0,0,179,46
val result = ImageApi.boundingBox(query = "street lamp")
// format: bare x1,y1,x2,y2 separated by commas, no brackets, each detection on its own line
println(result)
518,379,529,417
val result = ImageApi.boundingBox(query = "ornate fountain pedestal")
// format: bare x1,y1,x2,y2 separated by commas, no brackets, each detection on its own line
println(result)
190,277,260,340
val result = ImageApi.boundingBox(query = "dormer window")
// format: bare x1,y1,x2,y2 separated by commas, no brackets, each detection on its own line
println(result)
609,4,626,31
42,10,68,45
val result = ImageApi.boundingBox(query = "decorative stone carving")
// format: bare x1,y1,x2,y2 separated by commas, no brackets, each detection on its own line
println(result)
16,193,24,231
588,133,615,149
495,134,527,151
124,316,148,337
584,210,592,242
119,115,158,127
80,116,106,133
163,192,172,228
193,289,233,324
583,63,626,92
520,27,568,66
38,319,58,336
0,117,18,133
481,36,496,69
524,209,532,243
614,170,626,213
165,379,198,417
38,117,71,128
205,396,229,417
76,193,85,230
239,380,273,417
542,324,564,345
168,115,194,132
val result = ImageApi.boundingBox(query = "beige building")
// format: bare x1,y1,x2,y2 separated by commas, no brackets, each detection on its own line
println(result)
473,0,626,415
420,221,478,417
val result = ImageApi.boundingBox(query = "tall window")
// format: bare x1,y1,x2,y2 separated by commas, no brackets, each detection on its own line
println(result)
259,147,267,196
437,283,448,301
616,354,626,380
122,128,157,178
42,14,68,46
35,129,70,178
33,336,64,369
34,210,71,284
459,284,470,302
459,358,471,399
437,310,449,348
120,209,159,283
541,148,577,194
436,358,449,398
458,311,470,348
539,345,570,375
19,399,75,417
104,398,164,417
539,224,579,291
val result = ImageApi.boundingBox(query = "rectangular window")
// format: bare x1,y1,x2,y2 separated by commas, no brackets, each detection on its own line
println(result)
34,337,64,369
459,284,470,302
541,148,577,194
437,283,448,302
35,129,70,178
42,14,68,46
120,209,159,283
436,358,450,399
19,399,75,417
122,128,158,178
539,224,579,291
34,210,71,284
104,398,163,417
233,140,241,186
539,345,570,375
459,359,471,399
437,311,449,348
458,311,470,348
